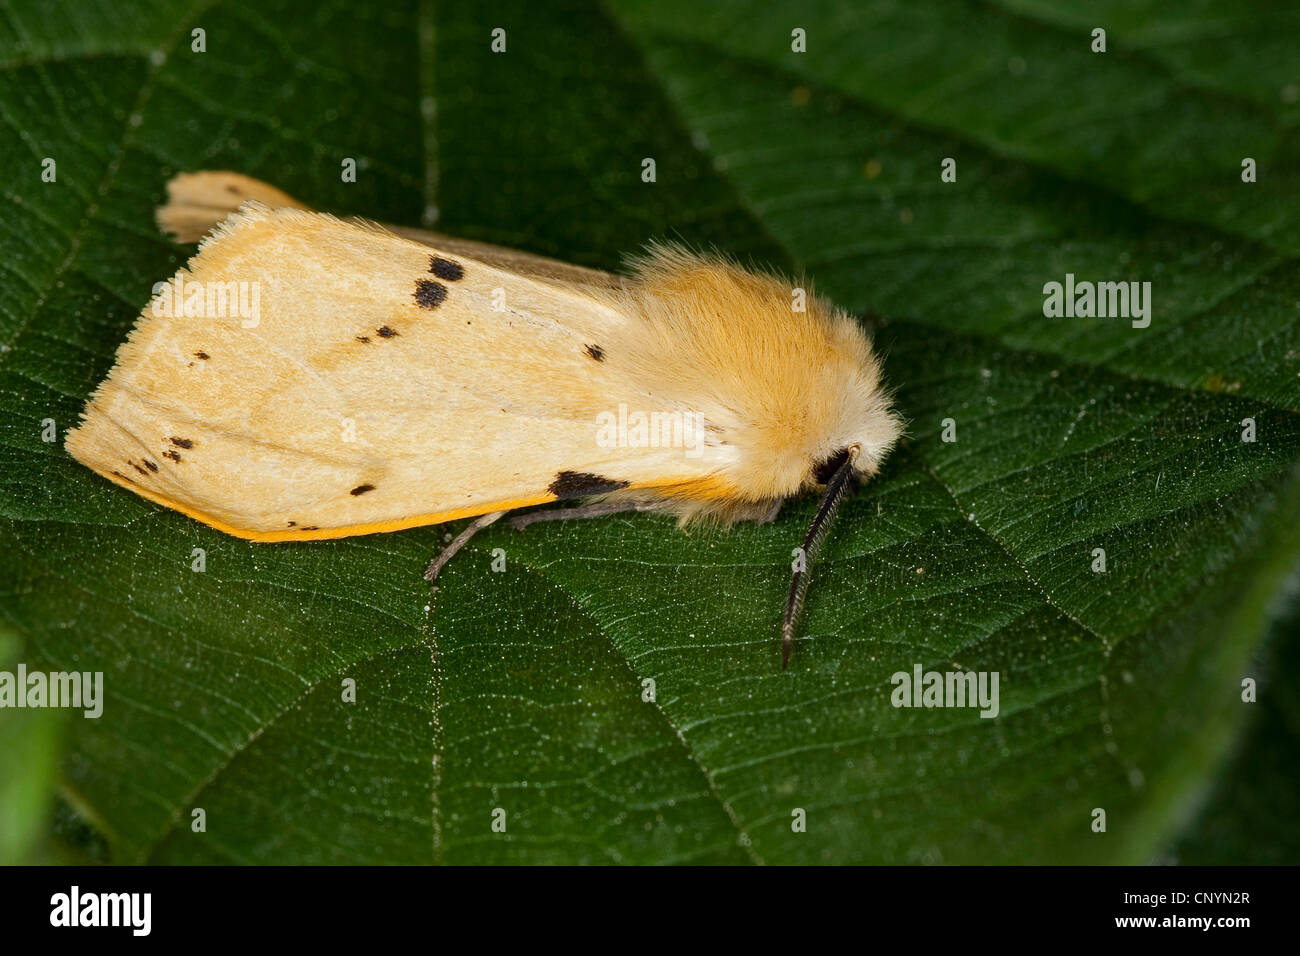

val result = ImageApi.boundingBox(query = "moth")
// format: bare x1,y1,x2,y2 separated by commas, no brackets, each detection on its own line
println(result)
67,172,902,666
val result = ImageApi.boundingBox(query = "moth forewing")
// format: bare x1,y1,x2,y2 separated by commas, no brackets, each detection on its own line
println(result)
67,204,725,540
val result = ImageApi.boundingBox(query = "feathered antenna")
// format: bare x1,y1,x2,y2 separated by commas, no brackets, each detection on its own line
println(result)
782,448,855,668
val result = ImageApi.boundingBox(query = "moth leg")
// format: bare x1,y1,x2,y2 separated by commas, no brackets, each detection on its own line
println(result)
508,500,660,532
423,511,506,582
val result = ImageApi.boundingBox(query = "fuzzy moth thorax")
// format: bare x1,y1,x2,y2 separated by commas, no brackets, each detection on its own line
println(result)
605,246,902,512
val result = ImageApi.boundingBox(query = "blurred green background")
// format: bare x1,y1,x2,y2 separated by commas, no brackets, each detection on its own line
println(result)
1,0,1298,864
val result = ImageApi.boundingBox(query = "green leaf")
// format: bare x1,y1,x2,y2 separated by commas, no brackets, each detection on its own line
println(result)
1169,593,1300,865
1,0,1296,863
0,625,63,864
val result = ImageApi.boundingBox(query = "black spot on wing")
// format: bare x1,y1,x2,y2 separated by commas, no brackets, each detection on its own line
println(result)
548,471,629,499
169,437,194,449
585,344,605,361
429,257,464,281
376,325,399,338
414,279,447,309
193,350,210,360
163,450,182,463
350,484,375,496
143,459,159,472
356,335,371,343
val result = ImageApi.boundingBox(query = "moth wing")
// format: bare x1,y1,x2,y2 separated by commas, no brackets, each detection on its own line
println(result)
158,169,620,291
67,205,719,540
156,171,312,242
385,226,623,292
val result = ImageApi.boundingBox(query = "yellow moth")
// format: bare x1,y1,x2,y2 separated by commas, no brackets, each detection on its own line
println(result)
67,171,902,666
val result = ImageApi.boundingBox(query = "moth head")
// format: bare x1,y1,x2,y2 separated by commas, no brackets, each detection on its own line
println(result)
717,295,903,500
810,432,897,489
812,446,855,485
803,349,903,491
